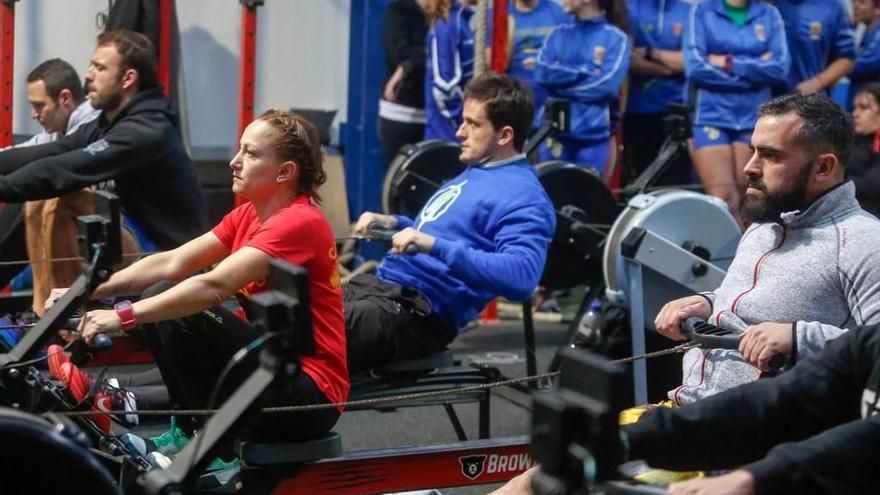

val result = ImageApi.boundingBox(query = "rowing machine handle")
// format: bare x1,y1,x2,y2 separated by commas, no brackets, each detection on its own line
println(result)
366,222,419,255
64,317,112,350
682,317,784,371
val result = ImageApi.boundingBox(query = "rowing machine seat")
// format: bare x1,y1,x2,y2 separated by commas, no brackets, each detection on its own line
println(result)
239,431,342,466
371,349,455,375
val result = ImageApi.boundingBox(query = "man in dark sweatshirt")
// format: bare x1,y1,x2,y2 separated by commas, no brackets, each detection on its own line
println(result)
0,29,205,258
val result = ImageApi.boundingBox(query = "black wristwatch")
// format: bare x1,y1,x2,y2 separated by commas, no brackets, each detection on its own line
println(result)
645,46,655,61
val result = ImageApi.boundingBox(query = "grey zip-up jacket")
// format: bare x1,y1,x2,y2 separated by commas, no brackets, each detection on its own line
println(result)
671,181,880,404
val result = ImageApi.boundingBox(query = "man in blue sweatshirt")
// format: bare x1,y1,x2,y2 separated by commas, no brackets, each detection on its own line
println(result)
346,73,556,373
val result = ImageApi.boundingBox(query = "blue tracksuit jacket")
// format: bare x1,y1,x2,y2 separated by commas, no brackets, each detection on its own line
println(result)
378,155,556,332
852,23,880,87
685,0,790,130
627,0,693,115
508,0,569,126
425,2,475,141
535,15,630,141
771,0,854,90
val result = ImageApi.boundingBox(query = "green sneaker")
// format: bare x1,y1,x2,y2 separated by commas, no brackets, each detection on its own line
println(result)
199,457,242,491
149,416,191,456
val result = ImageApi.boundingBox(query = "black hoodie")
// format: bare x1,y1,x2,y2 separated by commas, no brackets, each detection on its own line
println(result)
0,87,205,249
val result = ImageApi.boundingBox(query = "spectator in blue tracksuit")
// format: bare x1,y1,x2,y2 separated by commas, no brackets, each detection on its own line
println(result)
425,0,476,141
769,0,854,95
535,0,630,175
623,0,693,186
849,0,880,108
505,0,570,130
685,0,789,225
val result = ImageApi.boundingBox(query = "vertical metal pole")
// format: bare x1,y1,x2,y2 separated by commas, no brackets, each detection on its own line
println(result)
626,260,648,405
0,0,15,148
236,0,262,206
490,0,508,74
522,299,537,387
157,0,173,97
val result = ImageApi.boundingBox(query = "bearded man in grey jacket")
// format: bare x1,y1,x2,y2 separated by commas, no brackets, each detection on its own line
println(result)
655,92,880,405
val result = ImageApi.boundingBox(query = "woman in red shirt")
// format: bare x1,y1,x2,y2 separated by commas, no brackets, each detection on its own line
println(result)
47,110,348,444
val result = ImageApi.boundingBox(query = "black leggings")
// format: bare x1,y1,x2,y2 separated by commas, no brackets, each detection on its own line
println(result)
136,283,340,441
112,367,168,410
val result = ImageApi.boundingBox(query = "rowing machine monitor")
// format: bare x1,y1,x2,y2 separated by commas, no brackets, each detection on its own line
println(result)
531,348,626,494
0,191,121,368
523,98,570,158
622,103,692,200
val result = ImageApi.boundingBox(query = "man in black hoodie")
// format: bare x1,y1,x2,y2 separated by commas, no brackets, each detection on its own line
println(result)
0,30,205,264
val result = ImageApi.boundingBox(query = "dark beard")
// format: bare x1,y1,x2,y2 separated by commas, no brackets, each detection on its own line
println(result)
740,174,810,223
90,88,123,113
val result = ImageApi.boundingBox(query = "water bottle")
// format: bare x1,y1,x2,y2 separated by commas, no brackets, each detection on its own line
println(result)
572,300,603,349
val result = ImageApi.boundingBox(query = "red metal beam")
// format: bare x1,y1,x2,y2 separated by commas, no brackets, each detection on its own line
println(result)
235,1,261,206
157,0,172,97
237,1,260,141
271,438,532,495
490,0,508,74
0,0,15,148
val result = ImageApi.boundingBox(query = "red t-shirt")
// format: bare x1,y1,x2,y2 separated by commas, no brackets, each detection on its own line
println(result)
211,195,349,409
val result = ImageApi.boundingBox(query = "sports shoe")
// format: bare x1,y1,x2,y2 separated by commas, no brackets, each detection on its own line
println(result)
146,451,173,469
59,362,91,403
96,378,139,425
198,457,242,491
149,416,191,456
47,344,71,382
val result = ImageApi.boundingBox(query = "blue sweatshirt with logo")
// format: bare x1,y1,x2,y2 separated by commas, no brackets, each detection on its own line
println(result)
535,15,630,141
770,0,854,90
684,0,790,130
425,2,475,141
627,0,693,115
378,155,556,331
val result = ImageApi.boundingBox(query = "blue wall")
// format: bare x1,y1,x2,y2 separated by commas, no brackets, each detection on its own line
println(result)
345,0,392,260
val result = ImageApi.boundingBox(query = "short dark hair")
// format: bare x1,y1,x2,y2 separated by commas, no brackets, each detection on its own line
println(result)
463,73,534,151
26,59,84,103
97,30,158,90
856,82,880,110
757,92,854,166
257,109,327,203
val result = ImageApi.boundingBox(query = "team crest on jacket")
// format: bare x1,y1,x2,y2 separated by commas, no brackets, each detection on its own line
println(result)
593,45,606,66
809,21,822,40
754,23,766,42
672,22,683,37
459,455,486,480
